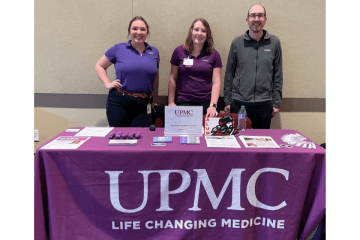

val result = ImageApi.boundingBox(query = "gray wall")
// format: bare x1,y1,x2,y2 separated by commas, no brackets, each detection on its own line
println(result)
34,0,325,151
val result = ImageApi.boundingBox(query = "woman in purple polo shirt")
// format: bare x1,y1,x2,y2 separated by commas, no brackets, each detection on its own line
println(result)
95,16,160,127
168,18,222,117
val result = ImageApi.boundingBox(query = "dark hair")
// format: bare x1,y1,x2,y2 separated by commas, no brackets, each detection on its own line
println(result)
247,4,266,17
127,16,150,36
183,18,214,54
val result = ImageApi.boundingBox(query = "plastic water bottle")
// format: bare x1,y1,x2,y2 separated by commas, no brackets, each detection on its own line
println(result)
238,105,247,131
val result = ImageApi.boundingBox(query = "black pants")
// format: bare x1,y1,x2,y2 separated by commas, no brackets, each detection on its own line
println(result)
106,89,151,127
230,101,272,129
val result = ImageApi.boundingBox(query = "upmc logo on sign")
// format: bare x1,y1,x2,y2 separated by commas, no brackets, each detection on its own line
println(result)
174,110,193,117
164,106,203,136
105,168,289,231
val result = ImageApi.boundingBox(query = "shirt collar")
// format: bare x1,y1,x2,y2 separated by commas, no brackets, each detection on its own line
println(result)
126,40,152,50
184,47,206,58
244,29,270,41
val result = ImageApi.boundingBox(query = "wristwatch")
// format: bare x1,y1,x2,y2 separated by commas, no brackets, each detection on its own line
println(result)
209,103,217,108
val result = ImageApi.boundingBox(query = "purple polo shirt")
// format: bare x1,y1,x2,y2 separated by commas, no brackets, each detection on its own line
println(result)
105,41,160,94
170,46,222,102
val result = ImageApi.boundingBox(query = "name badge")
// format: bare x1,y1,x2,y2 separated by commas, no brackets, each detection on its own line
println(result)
183,58,194,66
147,103,152,115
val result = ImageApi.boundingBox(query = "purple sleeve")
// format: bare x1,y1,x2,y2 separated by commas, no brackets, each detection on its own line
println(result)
104,45,118,63
212,50,223,68
170,47,180,66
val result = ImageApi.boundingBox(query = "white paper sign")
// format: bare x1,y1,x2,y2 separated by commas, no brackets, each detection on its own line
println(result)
74,127,114,137
164,106,203,136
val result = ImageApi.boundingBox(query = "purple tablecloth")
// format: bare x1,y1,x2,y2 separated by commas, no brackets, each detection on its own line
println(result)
34,128,325,240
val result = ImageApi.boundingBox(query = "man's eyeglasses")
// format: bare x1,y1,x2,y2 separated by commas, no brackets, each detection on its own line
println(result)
248,13,266,19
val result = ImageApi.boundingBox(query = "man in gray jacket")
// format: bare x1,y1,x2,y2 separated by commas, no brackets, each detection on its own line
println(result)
224,4,283,129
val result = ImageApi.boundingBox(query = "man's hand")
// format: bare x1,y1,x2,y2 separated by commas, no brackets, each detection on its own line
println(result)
272,107,279,118
224,105,231,113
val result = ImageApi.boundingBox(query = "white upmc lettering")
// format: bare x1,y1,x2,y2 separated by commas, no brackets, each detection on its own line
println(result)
156,170,191,211
105,171,149,213
189,169,246,211
105,168,289,213
246,168,289,210
105,170,191,213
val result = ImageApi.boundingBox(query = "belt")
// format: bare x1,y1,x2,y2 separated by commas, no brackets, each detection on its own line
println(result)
115,88,152,99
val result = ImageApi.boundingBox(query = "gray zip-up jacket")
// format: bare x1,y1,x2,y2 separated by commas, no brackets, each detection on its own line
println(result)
224,30,283,108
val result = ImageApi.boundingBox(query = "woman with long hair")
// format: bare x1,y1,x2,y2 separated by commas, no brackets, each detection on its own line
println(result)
168,18,222,117
95,16,160,127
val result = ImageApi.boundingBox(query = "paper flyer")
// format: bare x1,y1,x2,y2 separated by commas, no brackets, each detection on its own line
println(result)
205,135,241,148
41,137,90,149
75,127,114,137
239,136,280,148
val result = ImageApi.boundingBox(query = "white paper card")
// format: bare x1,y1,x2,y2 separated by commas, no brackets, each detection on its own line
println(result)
108,139,137,146
74,127,114,137
183,58,194,66
164,106,203,136
65,128,81,132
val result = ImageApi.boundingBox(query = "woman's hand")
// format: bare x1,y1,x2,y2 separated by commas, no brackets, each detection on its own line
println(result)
206,106,218,117
105,79,122,90
95,55,118,89
208,67,221,117
168,102,177,107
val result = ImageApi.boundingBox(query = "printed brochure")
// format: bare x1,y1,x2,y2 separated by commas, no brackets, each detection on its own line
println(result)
41,137,90,149
205,135,241,148
239,136,280,148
